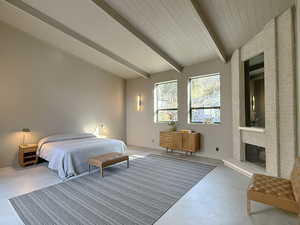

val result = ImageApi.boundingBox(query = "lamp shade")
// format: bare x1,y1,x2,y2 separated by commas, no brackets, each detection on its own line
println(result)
22,128,31,132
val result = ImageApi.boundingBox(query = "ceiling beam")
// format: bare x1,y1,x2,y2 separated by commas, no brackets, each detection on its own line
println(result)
5,0,150,79
190,0,227,63
91,0,183,73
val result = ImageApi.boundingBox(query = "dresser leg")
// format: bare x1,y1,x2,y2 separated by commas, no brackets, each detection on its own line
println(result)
247,198,251,215
127,159,129,168
101,167,104,177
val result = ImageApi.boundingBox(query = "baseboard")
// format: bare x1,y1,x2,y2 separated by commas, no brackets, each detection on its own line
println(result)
223,158,268,177
223,160,253,177
127,144,227,161
127,145,164,152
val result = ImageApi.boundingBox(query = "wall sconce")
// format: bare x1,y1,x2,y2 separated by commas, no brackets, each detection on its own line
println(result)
137,94,142,111
251,95,256,112
21,128,31,146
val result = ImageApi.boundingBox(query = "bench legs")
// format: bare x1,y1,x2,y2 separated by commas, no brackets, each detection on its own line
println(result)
99,159,129,177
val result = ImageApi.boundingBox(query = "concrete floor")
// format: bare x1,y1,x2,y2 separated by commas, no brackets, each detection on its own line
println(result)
0,146,297,225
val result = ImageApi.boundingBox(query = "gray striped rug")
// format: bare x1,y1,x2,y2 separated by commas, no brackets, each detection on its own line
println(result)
10,154,215,225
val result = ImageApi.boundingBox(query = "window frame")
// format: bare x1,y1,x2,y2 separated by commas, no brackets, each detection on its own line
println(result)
154,80,178,123
188,73,221,124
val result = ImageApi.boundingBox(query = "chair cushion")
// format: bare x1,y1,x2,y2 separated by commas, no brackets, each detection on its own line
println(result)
248,174,298,213
249,174,295,200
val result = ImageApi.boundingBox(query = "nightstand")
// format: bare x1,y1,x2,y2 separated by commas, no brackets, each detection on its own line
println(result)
19,144,38,167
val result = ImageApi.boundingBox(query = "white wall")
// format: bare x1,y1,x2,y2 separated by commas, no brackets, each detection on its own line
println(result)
0,21,126,167
126,59,232,160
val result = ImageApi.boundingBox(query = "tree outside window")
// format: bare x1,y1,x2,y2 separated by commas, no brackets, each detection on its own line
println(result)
189,74,221,124
154,81,178,122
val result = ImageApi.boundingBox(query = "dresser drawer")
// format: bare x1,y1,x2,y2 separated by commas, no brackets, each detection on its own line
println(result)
22,147,37,153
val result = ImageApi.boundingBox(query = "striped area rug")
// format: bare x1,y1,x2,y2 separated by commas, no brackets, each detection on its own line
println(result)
10,154,215,225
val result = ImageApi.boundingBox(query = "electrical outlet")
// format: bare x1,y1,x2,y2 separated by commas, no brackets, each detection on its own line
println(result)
216,147,219,152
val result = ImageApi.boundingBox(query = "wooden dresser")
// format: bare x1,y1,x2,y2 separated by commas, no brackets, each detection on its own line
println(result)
160,131,200,154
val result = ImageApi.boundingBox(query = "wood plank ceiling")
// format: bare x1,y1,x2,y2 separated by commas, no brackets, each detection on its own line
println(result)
197,0,294,54
0,0,294,79
101,0,221,67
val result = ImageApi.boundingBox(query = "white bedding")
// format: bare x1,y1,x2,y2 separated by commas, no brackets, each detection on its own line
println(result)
37,133,126,179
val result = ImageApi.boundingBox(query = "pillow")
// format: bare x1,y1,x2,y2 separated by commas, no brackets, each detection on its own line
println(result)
38,133,96,150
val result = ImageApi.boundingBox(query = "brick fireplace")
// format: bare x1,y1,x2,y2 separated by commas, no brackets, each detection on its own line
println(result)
229,8,296,178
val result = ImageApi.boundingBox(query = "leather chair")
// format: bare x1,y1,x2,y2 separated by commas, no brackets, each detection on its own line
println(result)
247,157,300,215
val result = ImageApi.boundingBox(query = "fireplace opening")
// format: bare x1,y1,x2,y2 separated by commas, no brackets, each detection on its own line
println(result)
245,144,266,168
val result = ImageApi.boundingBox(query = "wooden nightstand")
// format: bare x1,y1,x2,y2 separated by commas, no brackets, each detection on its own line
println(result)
19,144,38,167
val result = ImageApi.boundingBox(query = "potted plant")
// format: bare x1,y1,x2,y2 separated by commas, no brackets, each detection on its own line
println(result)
167,114,177,131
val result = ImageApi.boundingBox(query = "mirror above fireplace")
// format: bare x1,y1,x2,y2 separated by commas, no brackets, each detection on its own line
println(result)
244,53,265,128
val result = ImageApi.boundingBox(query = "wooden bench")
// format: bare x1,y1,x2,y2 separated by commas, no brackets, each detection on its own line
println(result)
88,152,129,177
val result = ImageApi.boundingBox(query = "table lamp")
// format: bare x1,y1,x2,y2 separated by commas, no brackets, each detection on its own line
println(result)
21,128,31,146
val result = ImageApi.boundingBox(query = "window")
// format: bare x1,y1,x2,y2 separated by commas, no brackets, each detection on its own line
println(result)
189,74,220,124
154,80,178,122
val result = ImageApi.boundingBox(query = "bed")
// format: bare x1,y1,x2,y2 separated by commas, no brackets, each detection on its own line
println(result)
37,133,127,179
